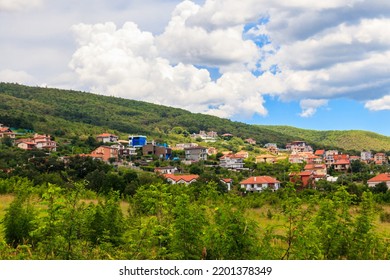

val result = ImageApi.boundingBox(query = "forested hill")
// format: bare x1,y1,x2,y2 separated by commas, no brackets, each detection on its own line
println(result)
0,83,292,146
261,125,390,151
1,82,390,151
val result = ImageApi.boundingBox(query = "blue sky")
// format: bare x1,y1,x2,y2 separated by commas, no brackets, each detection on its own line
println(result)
1,0,390,136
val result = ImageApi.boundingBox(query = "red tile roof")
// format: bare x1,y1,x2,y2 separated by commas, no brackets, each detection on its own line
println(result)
315,150,325,155
163,174,199,183
334,159,350,165
240,176,280,185
368,173,390,183
305,164,326,170
98,133,117,137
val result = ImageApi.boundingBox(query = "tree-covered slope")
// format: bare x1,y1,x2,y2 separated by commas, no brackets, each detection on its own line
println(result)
0,83,292,145
1,83,389,151
261,125,390,151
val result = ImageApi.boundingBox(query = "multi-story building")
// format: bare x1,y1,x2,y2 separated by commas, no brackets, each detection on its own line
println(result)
219,154,245,169
184,146,208,162
16,133,57,152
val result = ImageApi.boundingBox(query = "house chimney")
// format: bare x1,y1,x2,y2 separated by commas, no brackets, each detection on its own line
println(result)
254,177,256,181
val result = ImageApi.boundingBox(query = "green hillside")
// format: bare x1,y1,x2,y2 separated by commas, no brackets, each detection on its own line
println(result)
1,82,389,151
261,125,390,151
0,83,292,146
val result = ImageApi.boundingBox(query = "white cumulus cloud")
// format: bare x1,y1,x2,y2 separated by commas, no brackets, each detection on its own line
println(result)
69,21,268,119
67,0,390,119
365,95,390,111
299,99,328,117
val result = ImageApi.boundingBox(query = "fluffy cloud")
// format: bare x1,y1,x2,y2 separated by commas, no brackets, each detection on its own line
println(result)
69,21,267,119
69,0,390,119
299,99,328,117
0,0,43,11
156,1,260,70
365,95,390,111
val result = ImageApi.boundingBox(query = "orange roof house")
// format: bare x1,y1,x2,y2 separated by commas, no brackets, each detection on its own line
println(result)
332,159,350,172
367,173,390,188
97,133,118,143
90,146,119,162
16,133,56,152
289,171,315,188
0,124,16,139
240,176,280,192
163,174,199,185
304,164,327,176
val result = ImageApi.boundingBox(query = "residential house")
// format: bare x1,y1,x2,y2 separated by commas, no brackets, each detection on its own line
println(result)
332,159,350,172
324,150,339,166
235,151,249,159
304,164,327,177
90,146,119,162
264,143,279,154
142,143,172,160
111,143,137,157
374,153,388,165
190,130,218,142
17,141,36,150
314,150,325,159
0,124,15,139
154,166,178,174
350,156,361,162
289,171,315,188
16,133,57,152
97,133,118,143
219,153,245,169
245,138,256,145
240,176,280,192
184,146,208,162
163,174,199,185
129,135,147,148
256,154,277,164
288,152,320,164
361,151,373,162
287,141,313,154
174,143,198,150
367,173,390,189
220,178,233,191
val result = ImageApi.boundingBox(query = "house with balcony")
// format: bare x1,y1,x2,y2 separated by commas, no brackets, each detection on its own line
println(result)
219,153,245,169
332,159,350,172
184,146,208,162
374,153,388,165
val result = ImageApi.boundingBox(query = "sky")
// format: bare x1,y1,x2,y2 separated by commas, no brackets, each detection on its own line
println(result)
1,0,390,136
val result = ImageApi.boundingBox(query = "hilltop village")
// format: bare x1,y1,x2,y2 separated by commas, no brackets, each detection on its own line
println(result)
1,123,390,192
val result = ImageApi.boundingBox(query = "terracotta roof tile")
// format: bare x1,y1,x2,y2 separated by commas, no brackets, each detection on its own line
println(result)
368,173,390,182
240,176,280,185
